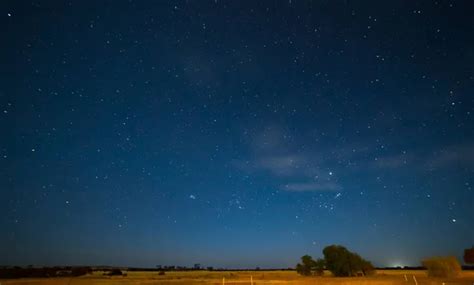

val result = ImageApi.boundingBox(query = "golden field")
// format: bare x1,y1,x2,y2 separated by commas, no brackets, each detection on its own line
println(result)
1,270,474,285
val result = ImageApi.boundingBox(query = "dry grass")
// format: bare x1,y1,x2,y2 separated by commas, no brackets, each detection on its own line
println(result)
1,270,474,285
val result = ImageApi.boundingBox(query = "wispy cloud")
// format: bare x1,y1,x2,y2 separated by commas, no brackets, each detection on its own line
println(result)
234,125,474,193
252,125,288,152
372,153,411,169
426,144,474,169
233,125,341,193
256,155,307,177
282,182,341,192
371,143,474,171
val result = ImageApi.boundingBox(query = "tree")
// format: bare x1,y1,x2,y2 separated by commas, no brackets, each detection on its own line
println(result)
422,256,461,278
360,259,376,276
323,245,352,276
322,245,375,277
464,247,474,264
313,258,325,275
296,255,313,276
296,255,325,276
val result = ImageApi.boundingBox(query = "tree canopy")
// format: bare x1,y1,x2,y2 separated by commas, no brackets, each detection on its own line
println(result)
323,245,375,276
295,255,325,276
296,244,375,277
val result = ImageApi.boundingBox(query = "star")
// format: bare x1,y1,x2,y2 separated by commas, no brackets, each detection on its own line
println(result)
2,0,472,269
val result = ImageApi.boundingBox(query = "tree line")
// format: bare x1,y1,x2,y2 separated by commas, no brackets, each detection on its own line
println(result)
297,245,474,278
296,245,375,277
0,266,92,279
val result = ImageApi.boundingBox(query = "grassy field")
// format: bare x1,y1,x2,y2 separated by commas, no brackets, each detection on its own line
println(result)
1,270,474,285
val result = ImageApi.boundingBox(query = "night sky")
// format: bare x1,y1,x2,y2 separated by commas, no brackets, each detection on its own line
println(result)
1,1,473,269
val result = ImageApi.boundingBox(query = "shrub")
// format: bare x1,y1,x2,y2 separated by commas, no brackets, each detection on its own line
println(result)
464,247,474,264
107,269,123,276
71,267,92,276
422,256,461,278
158,270,166,275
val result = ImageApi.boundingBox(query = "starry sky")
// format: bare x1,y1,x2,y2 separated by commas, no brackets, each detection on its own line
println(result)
1,1,473,269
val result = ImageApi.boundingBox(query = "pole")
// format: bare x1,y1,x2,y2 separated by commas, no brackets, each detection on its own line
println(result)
222,277,225,285
413,275,418,285
251,275,253,285
404,274,408,281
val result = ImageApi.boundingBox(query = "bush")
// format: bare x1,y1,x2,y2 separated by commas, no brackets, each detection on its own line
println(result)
422,256,461,278
107,269,123,276
71,267,92,276
158,270,166,275
464,247,474,264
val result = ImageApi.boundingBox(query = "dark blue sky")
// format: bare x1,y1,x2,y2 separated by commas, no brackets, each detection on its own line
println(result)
1,1,473,268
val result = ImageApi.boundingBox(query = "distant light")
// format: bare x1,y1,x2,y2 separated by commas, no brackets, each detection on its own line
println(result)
189,194,196,200
7,13,12,17
390,262,406,268
329,171,333,176
451,218,456,223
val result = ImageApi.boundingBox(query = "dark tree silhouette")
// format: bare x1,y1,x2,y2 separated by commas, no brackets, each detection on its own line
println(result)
322,245,374,277
464,247,474,264
296,255,325,276
313,258,325,275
